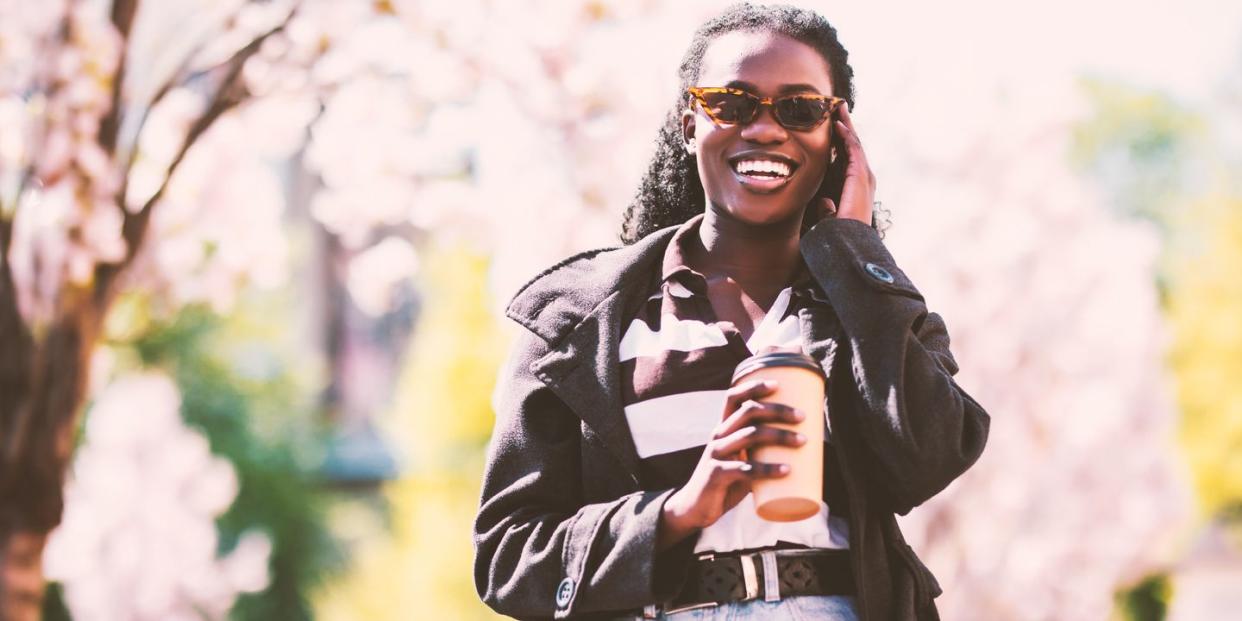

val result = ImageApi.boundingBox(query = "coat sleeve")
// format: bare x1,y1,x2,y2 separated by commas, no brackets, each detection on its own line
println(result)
800,217,991,516
473,327,698,619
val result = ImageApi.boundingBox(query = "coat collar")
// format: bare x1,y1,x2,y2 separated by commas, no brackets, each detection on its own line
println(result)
505,225,679,476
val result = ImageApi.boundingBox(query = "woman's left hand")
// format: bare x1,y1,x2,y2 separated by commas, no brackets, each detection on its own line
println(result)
820,103,875,226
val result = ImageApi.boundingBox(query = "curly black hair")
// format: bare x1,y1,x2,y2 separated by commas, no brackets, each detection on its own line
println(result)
620,3,869,245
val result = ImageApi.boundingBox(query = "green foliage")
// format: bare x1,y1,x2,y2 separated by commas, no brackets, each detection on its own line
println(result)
1069,77,1206,228
40,582,72,621
1113,573,1172,621
1073,71,1242,617
123,300,345,620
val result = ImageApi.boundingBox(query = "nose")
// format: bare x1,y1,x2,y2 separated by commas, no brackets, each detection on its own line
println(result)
739,103,788,144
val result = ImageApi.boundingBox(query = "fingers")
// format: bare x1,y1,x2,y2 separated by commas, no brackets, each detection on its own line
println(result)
837,100,857,131
711,424,806,459
717,393,805,440
744,461,790,479
836,104,875,185
835,105,863,156
821,197,837,217
707,459,789,484
722,379,777,420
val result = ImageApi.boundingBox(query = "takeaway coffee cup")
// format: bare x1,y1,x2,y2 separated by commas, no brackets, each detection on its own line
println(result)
731,351,826,522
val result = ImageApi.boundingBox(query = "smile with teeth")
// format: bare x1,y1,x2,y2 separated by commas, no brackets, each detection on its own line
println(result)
732,159,793,179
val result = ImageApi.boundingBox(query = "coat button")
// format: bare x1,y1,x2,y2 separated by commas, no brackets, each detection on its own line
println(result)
555,577,575,608
865,262,895,284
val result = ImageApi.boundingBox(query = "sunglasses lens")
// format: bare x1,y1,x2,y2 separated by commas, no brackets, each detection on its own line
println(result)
775,96,830,129
700,91,757,124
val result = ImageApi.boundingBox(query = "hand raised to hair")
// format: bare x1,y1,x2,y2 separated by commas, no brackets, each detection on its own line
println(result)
819,103,875,227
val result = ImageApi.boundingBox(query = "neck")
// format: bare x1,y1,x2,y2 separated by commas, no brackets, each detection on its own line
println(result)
691,202,804,286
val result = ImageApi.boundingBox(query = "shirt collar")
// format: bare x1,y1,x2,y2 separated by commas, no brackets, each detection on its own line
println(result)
660,213,709,294
659,212,817,296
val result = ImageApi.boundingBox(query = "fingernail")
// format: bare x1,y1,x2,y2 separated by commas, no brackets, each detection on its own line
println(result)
779,464,790,474
763,380,778,389
795,433,807,444
792,409,806,421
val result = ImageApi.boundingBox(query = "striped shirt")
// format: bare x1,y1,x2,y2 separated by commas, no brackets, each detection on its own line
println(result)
621,213,850,554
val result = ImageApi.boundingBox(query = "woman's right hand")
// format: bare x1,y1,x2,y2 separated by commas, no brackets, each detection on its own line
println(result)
656,379,807,550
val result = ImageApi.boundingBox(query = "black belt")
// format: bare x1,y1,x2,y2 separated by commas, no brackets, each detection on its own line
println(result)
660,548,855,615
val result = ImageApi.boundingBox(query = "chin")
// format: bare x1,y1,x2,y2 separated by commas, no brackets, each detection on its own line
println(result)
722,193,807,227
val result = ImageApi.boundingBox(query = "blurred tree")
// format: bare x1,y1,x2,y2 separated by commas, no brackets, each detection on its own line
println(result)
1,0,681,614
1072,77,1242,519
1069,78,1207,230
0,1,296,615
30,291,345,621
1071,75,1242,617
882,76,1189,618
42,370,274,618
130,302,344,620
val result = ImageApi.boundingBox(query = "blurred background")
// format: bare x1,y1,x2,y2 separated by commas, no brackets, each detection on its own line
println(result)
1,0,1240,619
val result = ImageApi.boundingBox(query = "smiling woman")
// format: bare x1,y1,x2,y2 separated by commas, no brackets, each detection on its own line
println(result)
473,4,990,621
684,31,838,225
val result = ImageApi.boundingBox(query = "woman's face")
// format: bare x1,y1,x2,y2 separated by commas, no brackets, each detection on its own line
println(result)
683,31,835,227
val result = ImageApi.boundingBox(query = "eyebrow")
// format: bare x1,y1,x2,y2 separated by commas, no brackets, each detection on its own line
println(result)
725,80,825,95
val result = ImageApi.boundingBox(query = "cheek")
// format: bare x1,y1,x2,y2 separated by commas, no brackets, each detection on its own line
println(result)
797,135,833,181
802,131,833,163
695,129,735,182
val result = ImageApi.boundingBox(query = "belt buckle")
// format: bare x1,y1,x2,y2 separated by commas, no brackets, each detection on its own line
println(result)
738,552,761,601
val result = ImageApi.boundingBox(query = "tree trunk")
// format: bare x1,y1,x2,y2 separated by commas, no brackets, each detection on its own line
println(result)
0,290,101,620
0,531,48,620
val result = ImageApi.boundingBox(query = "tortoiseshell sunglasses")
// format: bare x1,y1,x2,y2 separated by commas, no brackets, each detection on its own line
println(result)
687,86,845,131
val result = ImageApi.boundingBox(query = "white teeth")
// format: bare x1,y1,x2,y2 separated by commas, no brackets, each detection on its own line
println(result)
733,159,791,177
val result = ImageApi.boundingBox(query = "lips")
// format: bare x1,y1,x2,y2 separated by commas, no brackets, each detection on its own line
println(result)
727,151,799,192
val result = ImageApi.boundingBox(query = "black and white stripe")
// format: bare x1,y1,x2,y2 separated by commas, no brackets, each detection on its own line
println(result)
619,214,850,553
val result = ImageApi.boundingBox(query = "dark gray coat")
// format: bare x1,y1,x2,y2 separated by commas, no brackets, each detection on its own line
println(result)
473,217,990,620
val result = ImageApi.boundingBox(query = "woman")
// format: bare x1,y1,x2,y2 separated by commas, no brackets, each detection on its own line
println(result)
473,4,989,620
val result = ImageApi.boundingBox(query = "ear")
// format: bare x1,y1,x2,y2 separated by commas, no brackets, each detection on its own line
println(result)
681,108,696,155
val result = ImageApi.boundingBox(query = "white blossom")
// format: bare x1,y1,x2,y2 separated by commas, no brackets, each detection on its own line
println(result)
44,372,271,621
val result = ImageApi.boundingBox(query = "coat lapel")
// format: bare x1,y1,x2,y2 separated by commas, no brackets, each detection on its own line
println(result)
508,227,677,480
530,289,643,478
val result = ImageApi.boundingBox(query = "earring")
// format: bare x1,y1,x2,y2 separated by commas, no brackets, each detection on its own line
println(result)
686,140,697,155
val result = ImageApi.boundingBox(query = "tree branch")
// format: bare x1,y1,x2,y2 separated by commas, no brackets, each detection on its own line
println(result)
0,218,16,326
97,0,139,155
94,13,295,305
117,8,269,204
4,7,72,268
0,215,35,481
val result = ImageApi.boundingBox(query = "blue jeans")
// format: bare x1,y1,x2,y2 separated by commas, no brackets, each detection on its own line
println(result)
612,595,861,620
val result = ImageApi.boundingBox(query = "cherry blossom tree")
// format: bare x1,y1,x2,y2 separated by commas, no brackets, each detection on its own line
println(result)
883,111,1192,619
43,372,272,620
0,0,297,615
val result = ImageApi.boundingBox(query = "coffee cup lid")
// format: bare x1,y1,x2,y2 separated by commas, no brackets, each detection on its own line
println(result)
731,351,825,385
